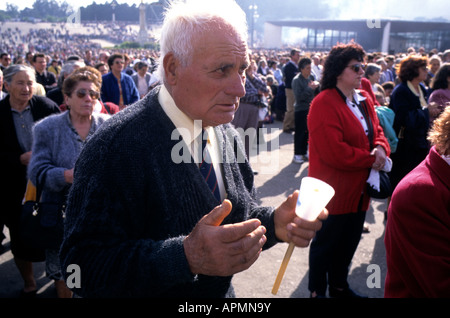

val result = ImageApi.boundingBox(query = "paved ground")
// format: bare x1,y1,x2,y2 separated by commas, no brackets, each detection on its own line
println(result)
0,119,388,298
232,120,387,298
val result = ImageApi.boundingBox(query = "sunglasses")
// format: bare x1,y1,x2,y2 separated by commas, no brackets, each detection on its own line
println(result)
348,63,365,73
74,88,100,100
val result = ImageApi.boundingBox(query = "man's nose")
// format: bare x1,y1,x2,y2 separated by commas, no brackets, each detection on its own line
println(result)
226,73,246,98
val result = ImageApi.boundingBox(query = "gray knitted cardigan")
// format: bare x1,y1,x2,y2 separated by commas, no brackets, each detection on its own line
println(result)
60,86,279,298
28,111,110,204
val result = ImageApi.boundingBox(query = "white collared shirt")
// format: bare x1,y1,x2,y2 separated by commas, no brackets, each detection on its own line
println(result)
346,90,369,136
158,85,226,201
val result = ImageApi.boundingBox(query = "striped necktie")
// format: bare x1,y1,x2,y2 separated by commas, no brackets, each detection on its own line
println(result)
117,77,124,108
199,129,221,202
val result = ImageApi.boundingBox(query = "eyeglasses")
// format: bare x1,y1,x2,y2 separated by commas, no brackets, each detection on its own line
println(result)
347,63,365,73
74,88,100,100
114,60,125,65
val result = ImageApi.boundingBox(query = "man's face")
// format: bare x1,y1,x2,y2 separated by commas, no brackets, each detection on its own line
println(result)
1,54,11,67
168,23,249,128
291,51,301,63
34,57,47,73
111,58,124,73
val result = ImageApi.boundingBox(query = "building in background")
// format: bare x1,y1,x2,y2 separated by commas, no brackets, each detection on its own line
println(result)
264,19,450,53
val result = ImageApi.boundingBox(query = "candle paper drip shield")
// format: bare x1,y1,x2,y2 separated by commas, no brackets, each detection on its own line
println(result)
272,177,335,295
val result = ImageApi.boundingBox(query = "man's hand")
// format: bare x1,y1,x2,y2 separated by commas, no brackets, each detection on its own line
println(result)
183,200,267,277
274,190,327,247
64,168,74,184
19,151,32,166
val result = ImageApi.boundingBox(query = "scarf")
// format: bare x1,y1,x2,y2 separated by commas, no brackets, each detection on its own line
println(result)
407,81,427,108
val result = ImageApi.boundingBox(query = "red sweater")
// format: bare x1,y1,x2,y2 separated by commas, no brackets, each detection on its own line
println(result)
307,88,390,215
384,146,450,297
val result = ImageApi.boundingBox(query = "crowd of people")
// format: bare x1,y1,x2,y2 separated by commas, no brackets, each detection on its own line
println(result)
0,0,449,299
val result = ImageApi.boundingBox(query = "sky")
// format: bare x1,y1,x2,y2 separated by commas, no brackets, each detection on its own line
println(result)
1,0,449,21
326,0,449,21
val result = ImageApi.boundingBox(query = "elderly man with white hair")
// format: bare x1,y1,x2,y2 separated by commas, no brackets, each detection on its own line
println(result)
60,0,326,298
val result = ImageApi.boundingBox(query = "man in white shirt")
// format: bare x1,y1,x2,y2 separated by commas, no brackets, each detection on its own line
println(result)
60,0,327,298
311,55,323,82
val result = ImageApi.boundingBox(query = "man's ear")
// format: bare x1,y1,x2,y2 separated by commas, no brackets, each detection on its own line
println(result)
163,52,179,86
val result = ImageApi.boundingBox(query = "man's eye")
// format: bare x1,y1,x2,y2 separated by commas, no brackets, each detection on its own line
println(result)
239,65,248,75
216,66,228,74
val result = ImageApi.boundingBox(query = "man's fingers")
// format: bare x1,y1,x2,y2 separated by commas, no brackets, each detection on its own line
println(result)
317,208,328,221
227,225,267,254
220,219,262,243
284,190,298,210
227,230,266,274
287,215,325,247
184,200,267,277
199,199,233,226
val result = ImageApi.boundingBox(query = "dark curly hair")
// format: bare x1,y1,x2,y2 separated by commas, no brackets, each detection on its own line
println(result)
298,57,312,70
398,56,428,83
321,43,365,90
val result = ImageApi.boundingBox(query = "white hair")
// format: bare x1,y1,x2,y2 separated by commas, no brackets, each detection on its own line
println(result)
3,64,36,85
156,0,248,81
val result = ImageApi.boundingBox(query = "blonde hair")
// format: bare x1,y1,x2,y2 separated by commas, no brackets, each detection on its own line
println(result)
156,0,248,81
428,106,450,156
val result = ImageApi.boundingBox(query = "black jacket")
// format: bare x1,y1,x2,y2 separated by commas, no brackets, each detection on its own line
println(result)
0,95,60,224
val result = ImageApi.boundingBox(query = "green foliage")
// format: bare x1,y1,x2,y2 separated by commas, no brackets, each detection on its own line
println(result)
116,41,160,50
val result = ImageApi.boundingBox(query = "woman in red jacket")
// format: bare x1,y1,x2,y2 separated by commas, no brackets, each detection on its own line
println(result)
307,43,390,298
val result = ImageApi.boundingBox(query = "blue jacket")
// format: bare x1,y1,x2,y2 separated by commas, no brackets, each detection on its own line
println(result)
101,72,140,106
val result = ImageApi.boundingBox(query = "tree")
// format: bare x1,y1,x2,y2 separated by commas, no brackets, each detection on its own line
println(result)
6,3,19,19
16,0,72,21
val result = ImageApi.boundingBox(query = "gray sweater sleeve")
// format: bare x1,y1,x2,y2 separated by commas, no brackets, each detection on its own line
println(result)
28,114,69,193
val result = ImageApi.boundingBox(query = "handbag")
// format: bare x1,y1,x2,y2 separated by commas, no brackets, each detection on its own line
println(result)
20,172,66,250
367,170,393,199
358,99,393,199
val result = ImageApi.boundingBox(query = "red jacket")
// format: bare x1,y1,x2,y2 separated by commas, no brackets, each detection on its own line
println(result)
384,146,450,297
307,88,390,215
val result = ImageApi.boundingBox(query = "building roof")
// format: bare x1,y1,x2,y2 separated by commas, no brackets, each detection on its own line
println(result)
266,19,450,33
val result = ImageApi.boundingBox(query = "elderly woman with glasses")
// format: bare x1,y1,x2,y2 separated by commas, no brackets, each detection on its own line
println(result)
27,66,110,298
307,43,390,298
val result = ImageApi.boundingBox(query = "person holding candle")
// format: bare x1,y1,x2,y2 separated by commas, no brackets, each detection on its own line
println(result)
59,0,327,298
